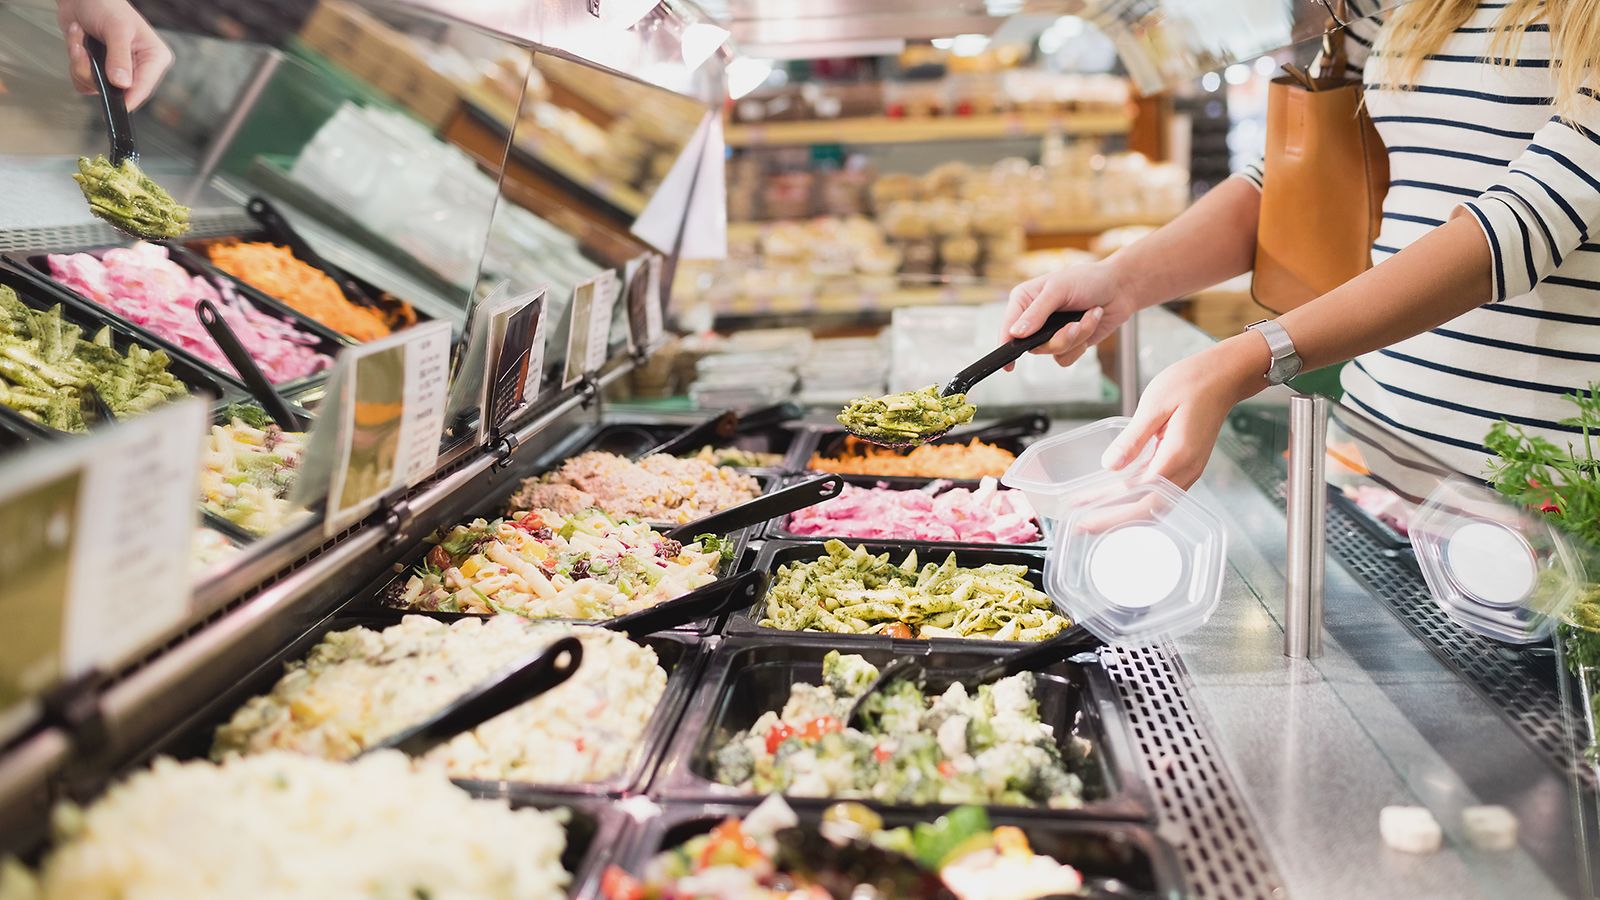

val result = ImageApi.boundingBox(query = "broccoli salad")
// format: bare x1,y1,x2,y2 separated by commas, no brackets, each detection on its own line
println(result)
391,507,732,620
760,540,1070,641
712,651,1089,808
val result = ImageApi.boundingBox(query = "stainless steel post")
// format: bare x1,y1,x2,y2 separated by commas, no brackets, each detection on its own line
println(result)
1284,393,1329,658
1117,311,1140,417
184,48,283,206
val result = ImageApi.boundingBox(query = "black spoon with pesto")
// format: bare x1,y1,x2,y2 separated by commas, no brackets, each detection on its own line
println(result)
73,37,191,239
838,310,1083,449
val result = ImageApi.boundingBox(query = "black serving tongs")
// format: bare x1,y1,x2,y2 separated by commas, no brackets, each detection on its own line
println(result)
602,569,767,638
846,623,1102,729
357,635,583,758
642,410,739,458
195,298,309,431
843,311,1082,450
246,196,384,312
662,475,844,542
932,411,1051,446
84,36,137,167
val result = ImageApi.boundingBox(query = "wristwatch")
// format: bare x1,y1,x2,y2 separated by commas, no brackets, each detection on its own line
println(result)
1245,319,1303,385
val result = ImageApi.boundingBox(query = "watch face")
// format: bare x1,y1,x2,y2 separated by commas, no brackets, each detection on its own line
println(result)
1272,356,1303,383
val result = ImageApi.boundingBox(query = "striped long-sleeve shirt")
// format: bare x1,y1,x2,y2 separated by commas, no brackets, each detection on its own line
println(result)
1239,2,1600,477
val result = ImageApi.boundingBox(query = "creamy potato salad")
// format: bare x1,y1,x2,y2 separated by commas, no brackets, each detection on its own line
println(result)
213,616,667,785
760,540,1069,641
392,508,730,619
0,752,568,900
712,651,1088,808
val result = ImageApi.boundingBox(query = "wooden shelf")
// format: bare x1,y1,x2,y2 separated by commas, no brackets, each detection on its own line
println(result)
725,110,1133,147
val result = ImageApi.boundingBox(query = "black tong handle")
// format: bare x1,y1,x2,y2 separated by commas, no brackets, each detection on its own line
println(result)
935,411,1052,446
663,475,844,542
973,624,1101,683
195,298,307,431
361,635,583,758
84,36,137,165
247,197,381,310
944,311,1083,396
732,401,804,434
604,569,767,637
643,410,739,458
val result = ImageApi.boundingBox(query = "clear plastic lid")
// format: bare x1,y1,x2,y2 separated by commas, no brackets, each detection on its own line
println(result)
1011,418,1227,647
1001,418,1155,521
1410,478,1583,644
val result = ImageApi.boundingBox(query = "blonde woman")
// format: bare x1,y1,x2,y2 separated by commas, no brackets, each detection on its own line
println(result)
1006,0,1600,484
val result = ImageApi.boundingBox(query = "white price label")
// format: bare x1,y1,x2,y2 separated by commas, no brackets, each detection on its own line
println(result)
0,399,205,740
585,269,619,372
624,254,665,355
325,320,452,533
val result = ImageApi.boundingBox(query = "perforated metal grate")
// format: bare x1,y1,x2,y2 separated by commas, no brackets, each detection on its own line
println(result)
1104,646,1285,899
1221,427,1592,787
0,215,253,255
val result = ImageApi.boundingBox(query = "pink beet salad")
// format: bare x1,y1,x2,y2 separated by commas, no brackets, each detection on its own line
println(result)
47,242,334,384
785,476,1042,544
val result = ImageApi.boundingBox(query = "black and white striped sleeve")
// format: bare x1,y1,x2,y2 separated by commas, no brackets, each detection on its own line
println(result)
1458,88,1600,300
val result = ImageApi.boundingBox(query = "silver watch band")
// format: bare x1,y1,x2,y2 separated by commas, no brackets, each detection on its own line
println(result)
1245,319,1301,384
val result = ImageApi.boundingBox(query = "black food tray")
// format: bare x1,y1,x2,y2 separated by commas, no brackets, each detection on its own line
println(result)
650,637,1152,822
496,792,628,899
11,244,346,396
725,539,1058,650
142,612,705,797
340,506,755,636
765,473,1050,549
611,801,1185,899
793,426,1034,485
576,419,800,474
184,232,434,336
0,263,235,439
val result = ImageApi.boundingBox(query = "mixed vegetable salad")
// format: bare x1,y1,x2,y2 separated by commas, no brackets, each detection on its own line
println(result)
601,794,1086,900
391,507,732,619
712,651,1088,808
199,405,308,536
760,540,1069,641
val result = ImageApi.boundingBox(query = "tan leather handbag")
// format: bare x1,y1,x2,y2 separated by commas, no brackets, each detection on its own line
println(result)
1251,14,1389,313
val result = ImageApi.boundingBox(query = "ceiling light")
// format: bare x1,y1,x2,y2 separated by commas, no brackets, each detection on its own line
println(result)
1254,55,1278,76
682,22,730,70
931,37,955,49
600,0,659,30
1201,71,1222,92
726,57,774,99
1224,63,1251,85
950,33,990,57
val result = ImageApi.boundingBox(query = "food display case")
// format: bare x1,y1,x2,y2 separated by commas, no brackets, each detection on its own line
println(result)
2,2,1598,899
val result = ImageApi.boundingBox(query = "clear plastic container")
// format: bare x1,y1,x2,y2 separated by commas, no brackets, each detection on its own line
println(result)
1007,417,1227,647
1410,478,1583,644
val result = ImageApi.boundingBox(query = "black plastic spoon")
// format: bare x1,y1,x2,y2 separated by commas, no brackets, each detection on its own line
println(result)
246,196,384,312
195,297,309,432
846,623,1102,729
661,475,845,542
358,635,583,759
84,36,137,166
602,569,767,638
842,311,1082,449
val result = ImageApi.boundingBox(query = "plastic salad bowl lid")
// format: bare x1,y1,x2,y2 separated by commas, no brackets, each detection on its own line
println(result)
1410,477,1583,644
1008,418,1228,647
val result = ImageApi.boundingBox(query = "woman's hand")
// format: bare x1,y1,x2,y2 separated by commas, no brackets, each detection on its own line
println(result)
58,0,173,110
1001,260,1136,368
1101,335,1270,489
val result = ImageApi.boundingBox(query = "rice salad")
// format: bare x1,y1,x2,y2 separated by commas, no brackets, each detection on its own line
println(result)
713,651,1089,808
0,752,568,899
213,615,667,784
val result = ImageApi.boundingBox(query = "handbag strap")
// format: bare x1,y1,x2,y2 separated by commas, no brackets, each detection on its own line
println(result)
1316,0,1351,84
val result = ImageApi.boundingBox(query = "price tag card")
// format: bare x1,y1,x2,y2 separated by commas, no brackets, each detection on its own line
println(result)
624,253,665,355
0,399,206,742
585,268,620,372
321,320,453,533
485,288,548,439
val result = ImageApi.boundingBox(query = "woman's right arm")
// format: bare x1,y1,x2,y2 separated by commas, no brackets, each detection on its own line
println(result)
1001,174,1263,364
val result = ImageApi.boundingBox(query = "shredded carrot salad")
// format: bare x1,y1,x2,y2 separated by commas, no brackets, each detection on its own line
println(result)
208,242,392,342
808,437,1017,479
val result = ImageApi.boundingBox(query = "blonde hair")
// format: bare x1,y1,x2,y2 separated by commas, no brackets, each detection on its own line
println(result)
1378,0,1600,120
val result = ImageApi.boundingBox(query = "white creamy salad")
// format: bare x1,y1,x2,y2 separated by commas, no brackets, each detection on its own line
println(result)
213,615,667,784
0,752,569,900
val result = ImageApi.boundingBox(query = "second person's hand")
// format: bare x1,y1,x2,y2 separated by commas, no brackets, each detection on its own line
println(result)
58,0,173,110
1001,260,1135,369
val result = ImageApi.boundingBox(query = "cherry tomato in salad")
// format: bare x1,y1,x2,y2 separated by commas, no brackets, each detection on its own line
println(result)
800,716,843,741
881,622,914,639
873,743,894,762
766,722,796,754
512,511,545,532
938,760,957,778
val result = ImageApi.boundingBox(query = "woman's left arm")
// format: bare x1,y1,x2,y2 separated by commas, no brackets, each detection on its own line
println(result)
1102,217,1494,488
